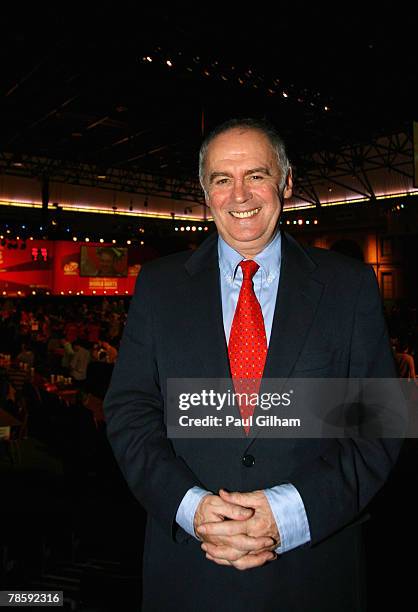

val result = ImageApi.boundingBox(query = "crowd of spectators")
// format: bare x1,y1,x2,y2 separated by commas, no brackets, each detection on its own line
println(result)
0,296,127,386
0,296,130,483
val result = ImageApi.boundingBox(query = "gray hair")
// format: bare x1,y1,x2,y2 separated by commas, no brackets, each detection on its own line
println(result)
198,117,291,194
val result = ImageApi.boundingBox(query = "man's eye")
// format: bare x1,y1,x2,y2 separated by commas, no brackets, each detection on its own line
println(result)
250,175,264,181
215,178,229,185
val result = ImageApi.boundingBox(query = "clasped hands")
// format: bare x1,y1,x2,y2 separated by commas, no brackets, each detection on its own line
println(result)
194,489,280,570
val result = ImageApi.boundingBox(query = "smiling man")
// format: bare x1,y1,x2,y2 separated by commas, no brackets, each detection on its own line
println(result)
200,124,292,258
104,118,401,611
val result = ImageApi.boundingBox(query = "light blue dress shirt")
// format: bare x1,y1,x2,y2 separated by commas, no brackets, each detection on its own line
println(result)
176,231,311,554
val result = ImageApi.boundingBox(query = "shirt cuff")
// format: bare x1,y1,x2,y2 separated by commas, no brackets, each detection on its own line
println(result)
264,484,311,554
175,486,212,539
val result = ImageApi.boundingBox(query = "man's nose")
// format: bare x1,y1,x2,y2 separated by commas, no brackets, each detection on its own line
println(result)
232,180,252,203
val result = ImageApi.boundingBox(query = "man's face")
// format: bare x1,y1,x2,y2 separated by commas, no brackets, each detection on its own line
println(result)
202,128,292,257
98,252,114,274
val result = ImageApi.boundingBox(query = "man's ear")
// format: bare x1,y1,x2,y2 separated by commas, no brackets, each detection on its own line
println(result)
282,168,293,200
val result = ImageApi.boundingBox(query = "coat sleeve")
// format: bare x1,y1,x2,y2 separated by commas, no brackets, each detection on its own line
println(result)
288,265,404,546
103,267,204,543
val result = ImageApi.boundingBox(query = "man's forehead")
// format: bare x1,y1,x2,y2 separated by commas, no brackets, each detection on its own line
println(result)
209,127,269,146
206,128,276,162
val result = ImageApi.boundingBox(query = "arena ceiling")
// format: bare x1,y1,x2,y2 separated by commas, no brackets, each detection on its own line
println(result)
0,6,416,207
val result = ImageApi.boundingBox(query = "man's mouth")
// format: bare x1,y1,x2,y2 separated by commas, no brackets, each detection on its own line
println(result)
229,207,261,219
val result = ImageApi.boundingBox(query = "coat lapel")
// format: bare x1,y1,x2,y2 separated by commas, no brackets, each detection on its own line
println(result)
244,232,325,446
184,233,230,380
263,232,325,380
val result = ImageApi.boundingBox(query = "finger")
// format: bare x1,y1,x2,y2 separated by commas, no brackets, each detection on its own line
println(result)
248,544,277,555
232,551,277,571
200,531,274,552
205,552,231,566
202,542,246,562
208,497,254,521
219,489,257,508
211,534,275,552
197,519,250,539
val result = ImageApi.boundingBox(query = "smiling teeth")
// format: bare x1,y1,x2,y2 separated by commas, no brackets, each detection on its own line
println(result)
230,208,261,218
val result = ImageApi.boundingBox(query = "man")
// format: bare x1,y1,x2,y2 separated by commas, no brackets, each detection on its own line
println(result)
96,247,122,277
104,118,401,611
69,339,90,384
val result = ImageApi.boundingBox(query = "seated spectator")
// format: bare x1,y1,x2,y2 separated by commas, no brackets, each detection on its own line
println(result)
61,338,74,371
395,340,417,383
99,340,118,364
16,342,35,368
69,339,91,383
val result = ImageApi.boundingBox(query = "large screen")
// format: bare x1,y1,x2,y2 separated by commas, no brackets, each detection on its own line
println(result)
79,246,128,277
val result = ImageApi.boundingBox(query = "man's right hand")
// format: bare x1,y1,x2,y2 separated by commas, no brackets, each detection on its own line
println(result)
194,494,277,568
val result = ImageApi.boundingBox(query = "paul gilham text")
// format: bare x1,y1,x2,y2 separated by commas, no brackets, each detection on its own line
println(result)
178,415,301,427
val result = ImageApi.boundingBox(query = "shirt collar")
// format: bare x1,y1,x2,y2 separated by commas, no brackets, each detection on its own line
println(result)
218,230,282,285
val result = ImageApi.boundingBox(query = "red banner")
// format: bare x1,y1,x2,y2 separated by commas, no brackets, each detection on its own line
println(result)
0,240,140,296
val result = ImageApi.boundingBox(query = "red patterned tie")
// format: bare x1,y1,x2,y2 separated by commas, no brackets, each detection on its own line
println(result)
228,260,268,435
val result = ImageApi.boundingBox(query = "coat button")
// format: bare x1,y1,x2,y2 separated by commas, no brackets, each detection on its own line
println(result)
242,454,255,467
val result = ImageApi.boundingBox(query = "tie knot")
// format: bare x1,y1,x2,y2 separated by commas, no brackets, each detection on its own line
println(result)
239,259,259,281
